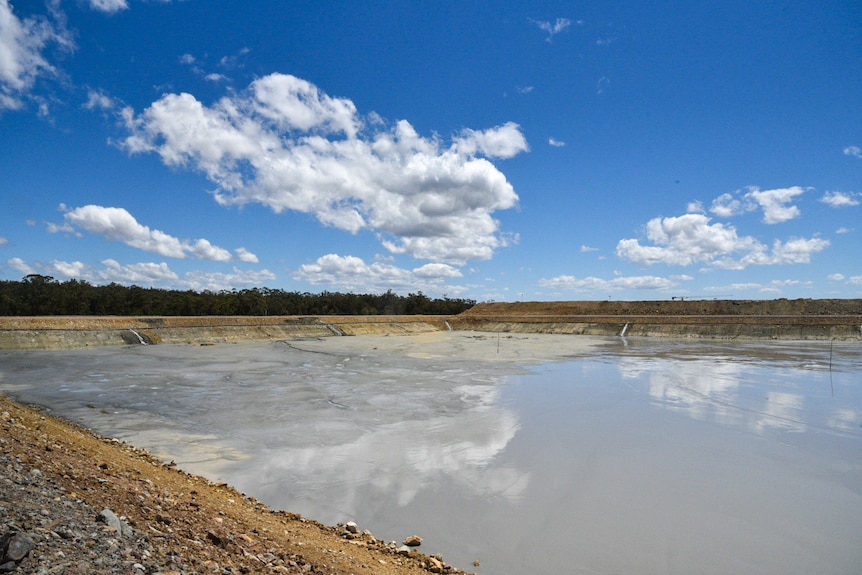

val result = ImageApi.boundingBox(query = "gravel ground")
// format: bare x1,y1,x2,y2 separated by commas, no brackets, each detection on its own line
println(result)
0,397,470,575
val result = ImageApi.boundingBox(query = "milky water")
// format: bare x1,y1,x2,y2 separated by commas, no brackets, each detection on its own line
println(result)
1,334,860,575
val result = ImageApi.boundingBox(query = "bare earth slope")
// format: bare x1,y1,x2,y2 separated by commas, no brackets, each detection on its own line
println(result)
0,395,467,575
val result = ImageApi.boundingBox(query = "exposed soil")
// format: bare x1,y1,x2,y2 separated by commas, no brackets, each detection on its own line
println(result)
0,395,468,575
456,298,862,318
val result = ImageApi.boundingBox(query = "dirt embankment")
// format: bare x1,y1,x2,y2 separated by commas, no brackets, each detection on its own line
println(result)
0,316,449,350
449,299,862,340
0,395,470,575
2,299,861,350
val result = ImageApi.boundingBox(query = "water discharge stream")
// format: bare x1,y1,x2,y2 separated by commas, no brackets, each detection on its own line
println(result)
1,333,860,574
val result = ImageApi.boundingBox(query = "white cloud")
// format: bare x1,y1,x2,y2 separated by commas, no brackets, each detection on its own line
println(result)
294,253,463,294
836,227,851,234
234,247,259,263
710,186,807,224
820,191,860,208
616,213,829,269
83,88,114,110
548,137,565,147
121,73,525,264
709,193,745,217
0,0,72,109
56,204,246,262
188,238,232,262
844,145,862,159
848,275,862,286
714,237,830,270
7,257,34,276
828,273,845,281
530,17,572,42
745,186,806,224
182,267,277,292
686,201,705,213
0,236,7,246
705,282,762,292
454,122,529,159
596,76,609,94
617,214,756,266
7,256,275,291
86,0,128,14
539,274,683,292
580,245,599,252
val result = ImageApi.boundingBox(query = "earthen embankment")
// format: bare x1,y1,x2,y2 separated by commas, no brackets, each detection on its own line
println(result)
2,299,861,349
0,315,448,350
449,299,862,340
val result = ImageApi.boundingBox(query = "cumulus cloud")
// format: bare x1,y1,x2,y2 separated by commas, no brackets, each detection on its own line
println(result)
820,191,860,208
7,256,274,291
7,257,34,276
453,122,529,159
83,89,115,110
0,0,72,109
746,186,806,224
54,204,256,262
710,186,807,223
121,73,525,264
686,201,705,213
86,0,128,13
709,193,745,218
705,280,811,295
530,17,572,42
548,137,565,147
182,267,277,292
616,213,828,268
234,247,259,263
580,245,599,252
539,274,683,292
0,236,7,246
713,237,830,270
844,145,862,159
294,254,463,294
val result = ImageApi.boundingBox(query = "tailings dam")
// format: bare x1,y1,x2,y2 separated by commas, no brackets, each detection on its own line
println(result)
1,298,861,350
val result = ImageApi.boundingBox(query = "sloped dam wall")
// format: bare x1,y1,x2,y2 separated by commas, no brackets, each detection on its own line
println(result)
0,316,448,350
2,299,861,350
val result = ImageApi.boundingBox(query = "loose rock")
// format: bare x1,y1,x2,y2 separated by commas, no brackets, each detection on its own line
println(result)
404,534,423,546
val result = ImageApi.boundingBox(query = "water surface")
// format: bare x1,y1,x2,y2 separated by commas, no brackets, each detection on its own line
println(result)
1,334,860,575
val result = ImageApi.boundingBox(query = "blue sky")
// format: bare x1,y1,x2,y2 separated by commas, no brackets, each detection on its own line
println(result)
1,0,861,302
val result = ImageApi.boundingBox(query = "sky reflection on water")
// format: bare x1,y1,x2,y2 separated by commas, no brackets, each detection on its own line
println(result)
0,335,860,575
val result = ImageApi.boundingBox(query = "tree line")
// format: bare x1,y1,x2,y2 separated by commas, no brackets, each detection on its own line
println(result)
0,275,476,316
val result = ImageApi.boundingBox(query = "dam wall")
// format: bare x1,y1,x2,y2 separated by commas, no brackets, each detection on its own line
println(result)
448,319,862,340
2,300,861,350
0,316,447,350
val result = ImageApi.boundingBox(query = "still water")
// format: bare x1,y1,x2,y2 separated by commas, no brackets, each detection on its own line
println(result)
1,334,860,574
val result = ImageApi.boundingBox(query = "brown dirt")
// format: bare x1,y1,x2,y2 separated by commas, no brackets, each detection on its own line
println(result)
457,298,862,319
0,395,469,575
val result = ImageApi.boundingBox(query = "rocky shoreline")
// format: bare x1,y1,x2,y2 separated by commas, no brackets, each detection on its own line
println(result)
0,396,472,575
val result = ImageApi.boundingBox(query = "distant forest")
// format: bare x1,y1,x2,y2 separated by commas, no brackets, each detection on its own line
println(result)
0,275,476,316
